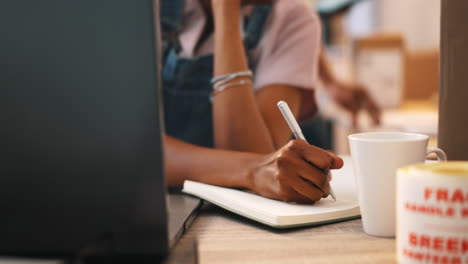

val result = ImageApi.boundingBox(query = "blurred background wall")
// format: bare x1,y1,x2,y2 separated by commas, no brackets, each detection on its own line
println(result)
377,0,440,50
306,0,441,50
302,0,443,154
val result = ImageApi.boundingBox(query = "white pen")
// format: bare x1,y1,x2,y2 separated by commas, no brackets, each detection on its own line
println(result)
277,100,337,201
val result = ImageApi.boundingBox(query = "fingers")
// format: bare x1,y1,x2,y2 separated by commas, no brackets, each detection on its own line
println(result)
358,88,382,126
259,140,344,204
339,85,381,127
367,103,382,125
284,139,343,170
351,112,358,129
273,140,345,202
277,153,330,198
364,98,381,125
328,152,344,169
291,141,332,170
294,158,331,198
287,140,342,170
279,185,318,204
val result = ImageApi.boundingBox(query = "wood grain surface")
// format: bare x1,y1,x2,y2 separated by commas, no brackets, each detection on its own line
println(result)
168,203,396,264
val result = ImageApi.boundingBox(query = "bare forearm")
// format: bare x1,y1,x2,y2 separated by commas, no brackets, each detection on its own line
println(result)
211,0,275,153
212,1,247,75
164,135,259,188
164,136,345,204
318,46,337,87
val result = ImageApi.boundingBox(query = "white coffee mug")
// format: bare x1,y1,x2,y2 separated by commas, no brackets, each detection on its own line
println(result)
348,132,446,237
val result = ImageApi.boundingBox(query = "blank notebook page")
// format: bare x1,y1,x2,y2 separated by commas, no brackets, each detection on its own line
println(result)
183,156,359,228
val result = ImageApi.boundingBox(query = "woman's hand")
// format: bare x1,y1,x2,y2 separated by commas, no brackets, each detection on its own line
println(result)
247,139,343,204
329,82,381,127
166,136,342,204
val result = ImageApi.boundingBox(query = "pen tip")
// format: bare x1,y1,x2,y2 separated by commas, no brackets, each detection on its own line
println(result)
330,189,337,202
277,101,285,107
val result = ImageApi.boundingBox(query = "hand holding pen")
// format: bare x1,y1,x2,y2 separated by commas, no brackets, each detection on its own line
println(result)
244,101,343,204
277,101,338,201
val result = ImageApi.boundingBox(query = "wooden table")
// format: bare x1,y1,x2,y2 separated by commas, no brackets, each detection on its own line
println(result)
0,203,396,264
167,203,397,264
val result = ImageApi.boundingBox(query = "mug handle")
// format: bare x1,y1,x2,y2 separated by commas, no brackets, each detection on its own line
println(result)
427,147,447,161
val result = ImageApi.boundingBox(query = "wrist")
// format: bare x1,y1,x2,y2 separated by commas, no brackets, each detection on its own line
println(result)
211,0,241,16
211,0,242,7
239,153,264,191
327,80,345,95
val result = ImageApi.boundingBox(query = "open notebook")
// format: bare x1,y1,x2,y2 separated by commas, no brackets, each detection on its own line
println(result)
182,156,360,228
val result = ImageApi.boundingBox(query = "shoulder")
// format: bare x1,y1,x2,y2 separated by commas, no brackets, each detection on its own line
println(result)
260,0,321,48
257,0,321,53
249,0,322,91
270,0,320,29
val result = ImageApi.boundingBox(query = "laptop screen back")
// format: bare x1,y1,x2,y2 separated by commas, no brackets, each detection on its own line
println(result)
0,0,168,257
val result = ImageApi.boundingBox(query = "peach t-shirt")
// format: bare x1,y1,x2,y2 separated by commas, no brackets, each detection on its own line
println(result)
177,0,322,92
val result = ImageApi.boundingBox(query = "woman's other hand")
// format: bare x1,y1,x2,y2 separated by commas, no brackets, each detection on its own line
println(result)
329,82,381,127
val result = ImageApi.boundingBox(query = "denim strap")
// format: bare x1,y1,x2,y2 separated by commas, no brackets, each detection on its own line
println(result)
243,5,273,50
160,0,186,33
160,0,186,54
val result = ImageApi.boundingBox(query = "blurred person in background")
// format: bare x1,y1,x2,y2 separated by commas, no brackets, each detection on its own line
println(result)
302,0,381,149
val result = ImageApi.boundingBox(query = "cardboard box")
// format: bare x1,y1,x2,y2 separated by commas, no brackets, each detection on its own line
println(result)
354,34,405,109
355,34,441,106
403,49,439,101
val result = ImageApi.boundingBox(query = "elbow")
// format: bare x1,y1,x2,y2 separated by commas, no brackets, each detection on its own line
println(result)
297,90,318,123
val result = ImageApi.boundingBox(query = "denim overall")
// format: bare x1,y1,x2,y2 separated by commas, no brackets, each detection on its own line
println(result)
160,0,272,148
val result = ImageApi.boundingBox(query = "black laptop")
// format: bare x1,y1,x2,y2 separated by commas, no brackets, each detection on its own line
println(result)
0,0,200,261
